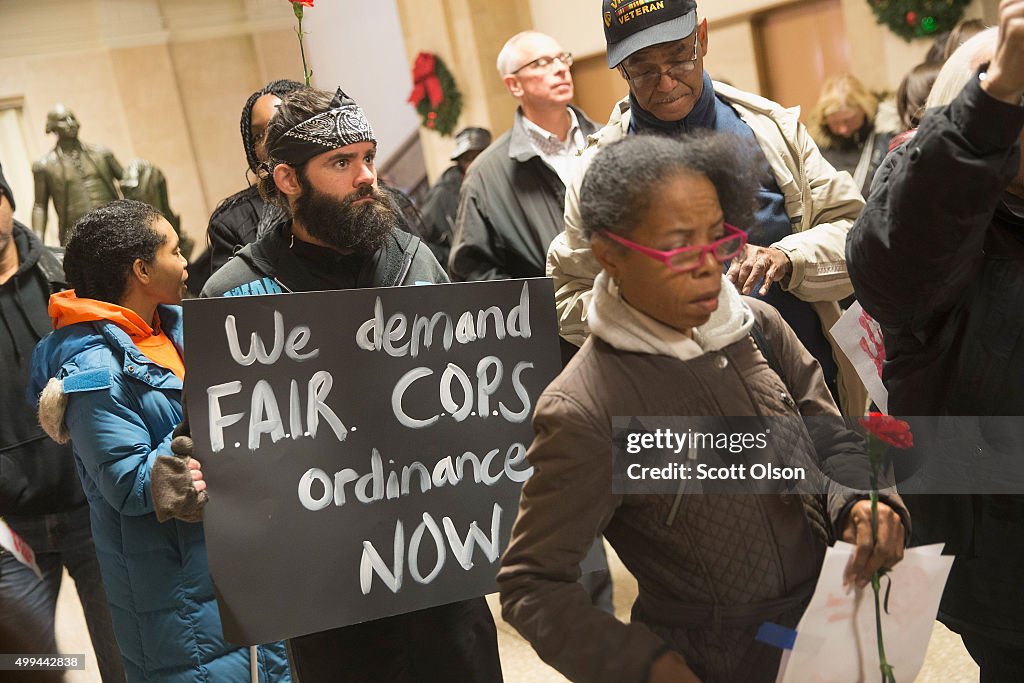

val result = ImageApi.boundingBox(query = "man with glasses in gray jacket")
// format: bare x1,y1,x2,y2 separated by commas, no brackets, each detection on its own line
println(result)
448,31,598,284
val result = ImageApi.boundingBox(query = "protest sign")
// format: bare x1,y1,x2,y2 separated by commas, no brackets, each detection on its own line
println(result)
183,279,561,645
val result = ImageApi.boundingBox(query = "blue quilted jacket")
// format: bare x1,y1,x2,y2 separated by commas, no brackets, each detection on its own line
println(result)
29,305,291,682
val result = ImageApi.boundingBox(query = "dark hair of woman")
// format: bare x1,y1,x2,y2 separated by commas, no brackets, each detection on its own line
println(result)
240,79,304,174
64,199,164,304
896,62,942,130
924,31,951,64
578,132,759,242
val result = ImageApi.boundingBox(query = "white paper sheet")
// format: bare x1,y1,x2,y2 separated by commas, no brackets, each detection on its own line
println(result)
777,543,953,683
830,302,888,413
0,516,42,579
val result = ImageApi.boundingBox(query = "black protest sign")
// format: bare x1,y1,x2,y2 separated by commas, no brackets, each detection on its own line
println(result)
183,279,560,646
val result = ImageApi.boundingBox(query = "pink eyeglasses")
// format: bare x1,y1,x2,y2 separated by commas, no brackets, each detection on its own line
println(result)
597,223,748,273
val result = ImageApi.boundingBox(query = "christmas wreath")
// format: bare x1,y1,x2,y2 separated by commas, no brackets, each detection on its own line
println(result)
408,52,462,137
868,0,971,41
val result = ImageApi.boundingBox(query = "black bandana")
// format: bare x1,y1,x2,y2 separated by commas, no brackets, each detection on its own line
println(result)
269,88,376,165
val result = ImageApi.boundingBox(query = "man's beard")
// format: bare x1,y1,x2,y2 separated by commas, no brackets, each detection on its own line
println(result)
293,173,398,255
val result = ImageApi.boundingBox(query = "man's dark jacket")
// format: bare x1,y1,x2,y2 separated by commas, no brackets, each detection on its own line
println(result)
202,221,447,297
448,105,597,281
1,221,86,515
419,164,464,268
200,220,503,681
847,76,1024,647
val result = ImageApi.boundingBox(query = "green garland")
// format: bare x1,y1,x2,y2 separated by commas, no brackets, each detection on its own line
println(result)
868,0,971,41
410,53,463,137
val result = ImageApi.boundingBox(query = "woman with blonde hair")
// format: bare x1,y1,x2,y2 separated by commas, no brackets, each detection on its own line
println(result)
808,73,896,196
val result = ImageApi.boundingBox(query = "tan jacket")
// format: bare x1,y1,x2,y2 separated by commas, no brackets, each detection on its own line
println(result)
498,297,905,683
548,83,868,415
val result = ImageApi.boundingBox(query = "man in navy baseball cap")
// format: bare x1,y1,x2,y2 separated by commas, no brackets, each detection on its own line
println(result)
603,0,698,69
546,0,867,422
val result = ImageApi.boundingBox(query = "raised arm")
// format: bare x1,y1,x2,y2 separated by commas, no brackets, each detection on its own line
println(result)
848,24,1024,327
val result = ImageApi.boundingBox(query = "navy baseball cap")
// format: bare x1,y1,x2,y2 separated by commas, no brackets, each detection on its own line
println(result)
603,0,698,68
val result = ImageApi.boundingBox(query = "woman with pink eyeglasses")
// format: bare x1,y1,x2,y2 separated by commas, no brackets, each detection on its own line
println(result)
498,133,909,683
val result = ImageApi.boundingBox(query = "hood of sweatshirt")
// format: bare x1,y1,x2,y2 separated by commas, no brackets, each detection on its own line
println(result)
587,271,754,361
48,289,157,337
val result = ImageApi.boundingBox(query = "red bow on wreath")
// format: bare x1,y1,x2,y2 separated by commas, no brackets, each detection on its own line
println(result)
408,52,444,109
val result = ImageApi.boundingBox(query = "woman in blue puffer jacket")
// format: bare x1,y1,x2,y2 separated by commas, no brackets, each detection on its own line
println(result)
29,200,290,682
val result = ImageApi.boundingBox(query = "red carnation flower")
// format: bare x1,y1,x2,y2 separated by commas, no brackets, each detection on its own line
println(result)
859,412,914,449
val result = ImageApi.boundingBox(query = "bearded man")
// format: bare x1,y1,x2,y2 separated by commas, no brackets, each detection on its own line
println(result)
203,88,447,297
200,86,502,681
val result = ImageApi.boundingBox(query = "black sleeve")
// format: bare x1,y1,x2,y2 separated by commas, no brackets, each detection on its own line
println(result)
448,178,509,282
418,183,459,266
848,76,1024,330
207,196,259,274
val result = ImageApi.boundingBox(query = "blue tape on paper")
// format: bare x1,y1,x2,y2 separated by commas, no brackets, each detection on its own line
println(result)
756,622,797,651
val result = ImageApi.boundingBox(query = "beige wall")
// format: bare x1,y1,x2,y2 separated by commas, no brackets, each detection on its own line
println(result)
0,49,140,243
2,0,995,234
705,20,762,94
170,35,262,213
109,43,206,252
571,54,629,126
396,0,998,179
0,0,297,249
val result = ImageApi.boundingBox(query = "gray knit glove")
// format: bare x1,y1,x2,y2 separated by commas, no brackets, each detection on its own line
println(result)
152,420,208,523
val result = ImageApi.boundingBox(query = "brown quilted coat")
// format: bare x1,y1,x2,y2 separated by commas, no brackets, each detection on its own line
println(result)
498,299,906,683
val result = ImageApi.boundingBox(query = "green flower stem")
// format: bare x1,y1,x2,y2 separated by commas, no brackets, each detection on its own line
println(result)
870,480,879,543
872,567,896,682
869,456,895,682
292,3,311,86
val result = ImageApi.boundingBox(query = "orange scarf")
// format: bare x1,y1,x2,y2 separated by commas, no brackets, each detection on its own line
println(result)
49,290,185,381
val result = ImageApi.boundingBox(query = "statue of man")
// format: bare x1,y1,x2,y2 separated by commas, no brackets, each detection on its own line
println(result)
120,158,192,258
32,105,124,244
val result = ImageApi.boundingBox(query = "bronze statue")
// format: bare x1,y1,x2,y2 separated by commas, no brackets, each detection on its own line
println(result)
32,105,188,253
121,159,192,258
32,105,124,245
